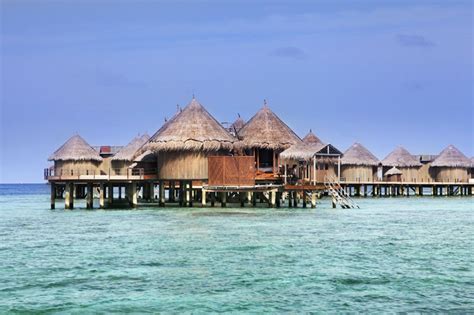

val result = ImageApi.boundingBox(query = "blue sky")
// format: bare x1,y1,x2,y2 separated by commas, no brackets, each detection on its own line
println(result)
1,0,473,183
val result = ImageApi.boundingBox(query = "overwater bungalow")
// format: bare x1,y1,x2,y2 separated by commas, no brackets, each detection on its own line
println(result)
111,134,150,176
430,145,471,182
146,97,235,182
279,136,342,184
381,146,421,182
48,135,103,178
236,101,301,180
340,142,380,182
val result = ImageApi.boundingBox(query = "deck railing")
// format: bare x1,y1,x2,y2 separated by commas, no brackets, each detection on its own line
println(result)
44,167,157,180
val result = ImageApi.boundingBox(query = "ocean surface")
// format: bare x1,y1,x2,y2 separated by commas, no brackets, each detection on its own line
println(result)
0,184,473,313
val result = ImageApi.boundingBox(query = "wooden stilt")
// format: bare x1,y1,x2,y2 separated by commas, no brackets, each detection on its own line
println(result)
86,183,93,209
50,183,56,209
99,183,105,209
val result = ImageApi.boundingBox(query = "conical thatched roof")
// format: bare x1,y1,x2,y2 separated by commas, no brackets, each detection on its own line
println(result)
112,134,150,161
385,166,402,176
48,135,102,162
302,130,324,145
431,145,471,168
341,142,379,166
236,102,301,150
382,146,421,167
147,98,235,152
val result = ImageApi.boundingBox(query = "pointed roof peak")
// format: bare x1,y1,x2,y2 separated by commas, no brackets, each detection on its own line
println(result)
382,146,421,167
147,99,235,152
302,130,324,145
431,144,470,168
48,134,102,162
341,142,379,166
237,103,301,150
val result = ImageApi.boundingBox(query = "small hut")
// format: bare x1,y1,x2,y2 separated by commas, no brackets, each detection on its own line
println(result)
381,146,421,182
471,157,474,179
279,139,342,184
340,142,380,182
430,145,471,182
48,135,103,177
111,134,150,175
236,101,301,177
146,97,235,180
385,167,402,182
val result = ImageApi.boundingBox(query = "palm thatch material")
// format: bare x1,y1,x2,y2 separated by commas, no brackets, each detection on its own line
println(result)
236,102,301,150
341,143,379,166
48,135,102,162
280,142,326,161
112,134,150,161
147,98,235,152
302,130,324,145
385,166,402,176
382,146,421,167
431,145,471,168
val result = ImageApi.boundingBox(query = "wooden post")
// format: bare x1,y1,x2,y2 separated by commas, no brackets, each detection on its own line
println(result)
188,181,193,207
270,190,276,208
293,191,298,207
337,155,341,182
99,183,105,209
252,192,257,206
50,182,56,209
211,192,216,207
311,192,316,208
202,189,207,207
288,190,292,208
108,184,113,207
86,183,93,209
65,182,74,209
284,164,288,185
131,182,138,208
178,181,184,206
247,192,253,205
240,192,245,207
313,157,316,185
332,197,336,209
302,190,307,208
221,192,227,208
150,182,155,201
158,180,165,206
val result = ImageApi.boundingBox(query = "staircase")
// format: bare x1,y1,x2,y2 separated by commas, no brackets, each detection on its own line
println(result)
324,176,359,209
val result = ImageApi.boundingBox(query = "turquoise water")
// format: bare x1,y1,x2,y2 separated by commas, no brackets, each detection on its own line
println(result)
0,184,473,313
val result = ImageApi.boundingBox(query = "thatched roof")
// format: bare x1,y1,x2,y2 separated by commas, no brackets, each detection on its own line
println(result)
385,166,402,176
382,146,421,167
302,130,324,145
431,145,471,168
147,98,235,152
341,142,379,166
48,135,102,162
236,102,301,150
280,142,325,161
112,134,150,161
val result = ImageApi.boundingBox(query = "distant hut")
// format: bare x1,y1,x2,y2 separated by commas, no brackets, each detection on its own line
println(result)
228,114,245,137
381,146,421,182
471,157,474,179
302,130,324,145
430,145,471,182
146,98,235,181
279,137,342,184
385,167,402,182
111,134,150,175
48,135,103,177
340,143,380,182
236,101,301,177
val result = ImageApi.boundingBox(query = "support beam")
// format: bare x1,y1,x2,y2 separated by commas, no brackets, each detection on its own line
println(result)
99,183,105,209
159,180,165,206
50,183,56,209
130,182,138,208
202,189,207,207
311,192,316,208
302,190,307,208
270,190,276,208
65,182,74,209
221,192,227,208
108,184,113,206
86,183,93,209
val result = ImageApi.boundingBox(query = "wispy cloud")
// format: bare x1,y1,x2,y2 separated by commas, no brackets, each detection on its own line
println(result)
270,46,307,60
396,34,436,47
